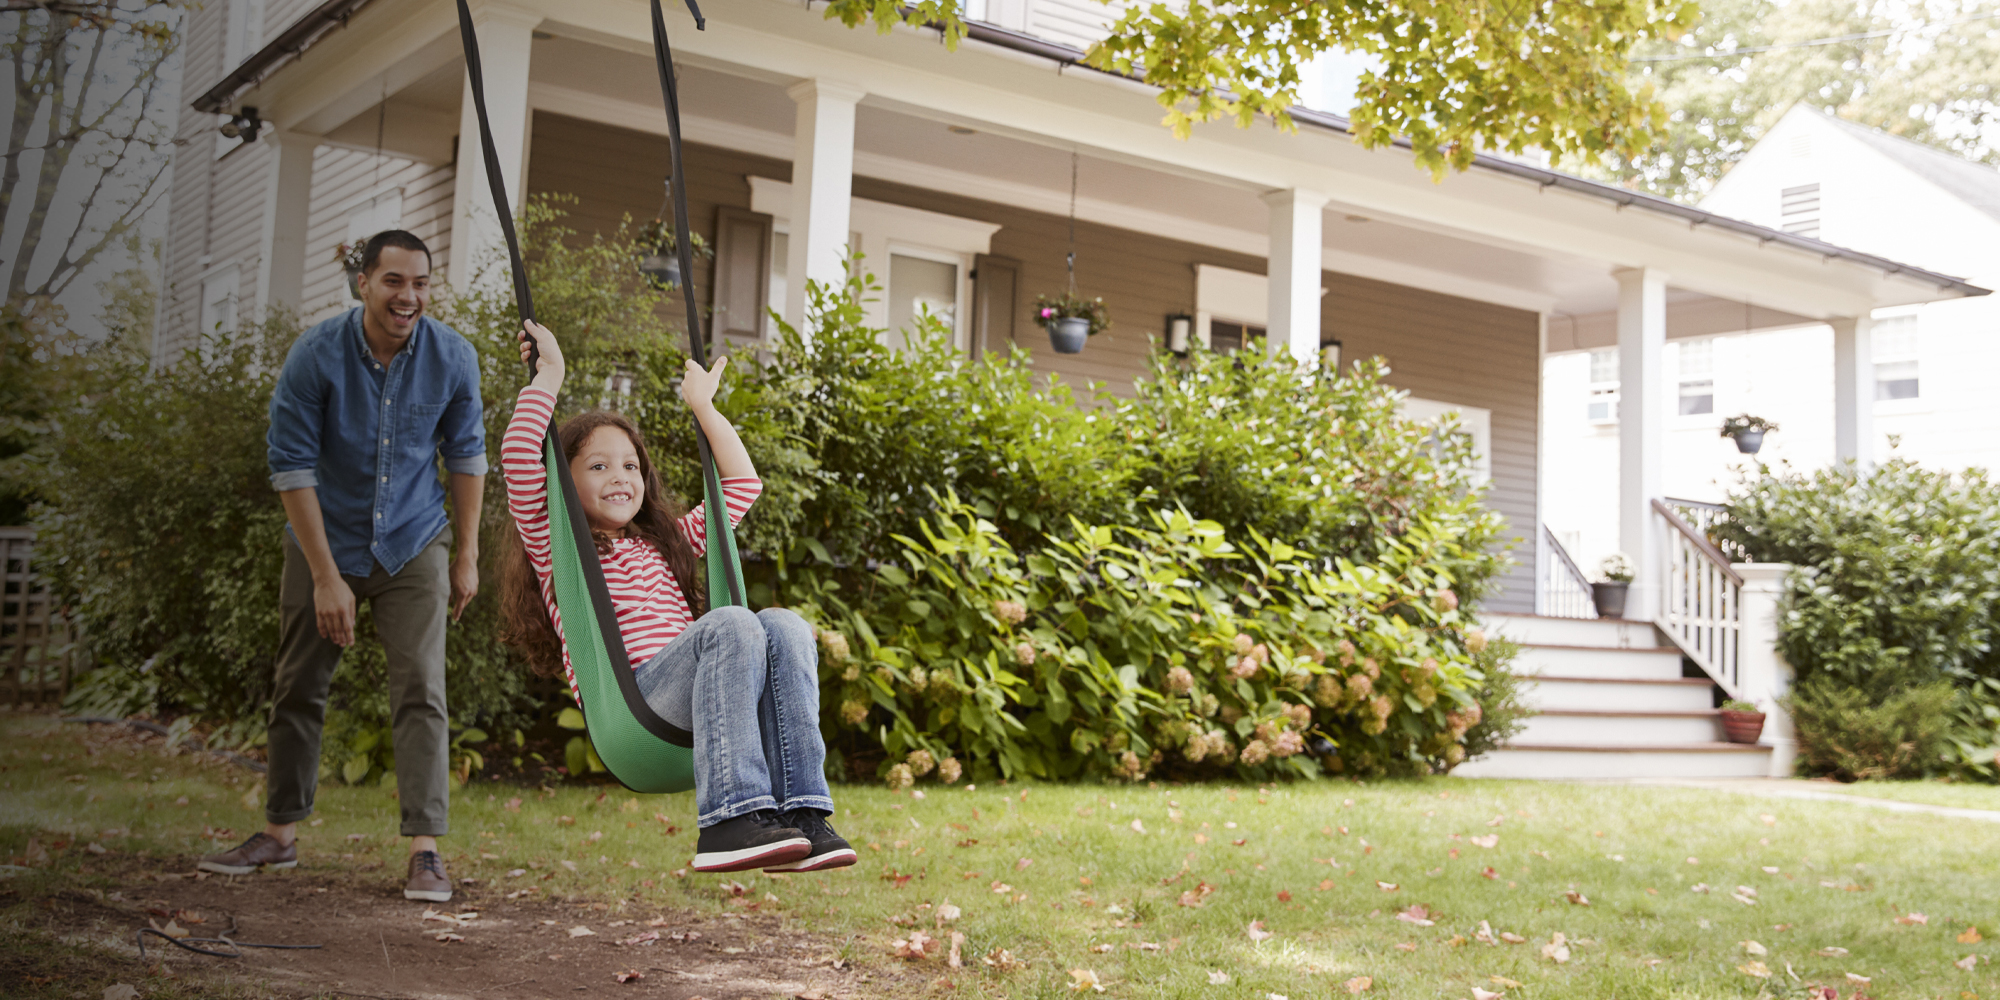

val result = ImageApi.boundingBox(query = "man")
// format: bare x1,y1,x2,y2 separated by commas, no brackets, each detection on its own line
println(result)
199,230,487,904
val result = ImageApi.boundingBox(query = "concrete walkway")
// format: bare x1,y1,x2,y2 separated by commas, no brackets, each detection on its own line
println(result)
1629,777,2000,823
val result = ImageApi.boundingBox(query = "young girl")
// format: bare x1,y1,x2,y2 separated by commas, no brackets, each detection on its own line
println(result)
499,321,852,874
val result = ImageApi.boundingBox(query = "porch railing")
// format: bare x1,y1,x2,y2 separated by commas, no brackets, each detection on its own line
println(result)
1652,500,1742,698
1663,496,1748,563
1539,525,1597,619
1,528,75,706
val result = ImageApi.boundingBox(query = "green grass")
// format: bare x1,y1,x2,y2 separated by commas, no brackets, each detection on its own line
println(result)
7,711,2000,999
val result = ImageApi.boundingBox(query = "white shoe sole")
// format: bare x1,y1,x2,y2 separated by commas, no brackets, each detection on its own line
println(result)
404,887,453,902
197,859,297,876
692,836,811,873
764,847,857,873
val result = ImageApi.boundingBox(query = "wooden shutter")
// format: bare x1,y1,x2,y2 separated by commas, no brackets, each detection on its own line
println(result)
971,253,1020,357
711,206,773,341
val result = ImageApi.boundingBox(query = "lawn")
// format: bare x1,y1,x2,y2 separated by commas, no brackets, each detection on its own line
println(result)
5,710,1999,1000
1789,778,2000,813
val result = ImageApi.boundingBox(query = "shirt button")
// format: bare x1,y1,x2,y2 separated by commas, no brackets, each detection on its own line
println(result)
376,512,382,519
381,476,389,483
381,438,388,444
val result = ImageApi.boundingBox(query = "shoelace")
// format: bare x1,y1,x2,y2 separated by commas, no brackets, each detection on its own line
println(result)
413,851,446,879
786,811,834,840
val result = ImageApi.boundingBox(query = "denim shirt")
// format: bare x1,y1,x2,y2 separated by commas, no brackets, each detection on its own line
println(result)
267,308,489,577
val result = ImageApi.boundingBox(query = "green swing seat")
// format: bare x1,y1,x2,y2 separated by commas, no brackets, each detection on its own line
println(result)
457,0,736,795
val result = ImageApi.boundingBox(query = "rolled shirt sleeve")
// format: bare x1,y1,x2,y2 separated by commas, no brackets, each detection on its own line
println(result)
437,339,490,476
267,339,325,492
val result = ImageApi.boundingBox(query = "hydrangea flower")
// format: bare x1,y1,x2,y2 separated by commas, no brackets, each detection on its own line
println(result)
886,763,915,790
1166,666,1194,693
1014,642,1037,666
1239,739,1271,765
937,756,963,784
991,599,1027,625
906,749,936,777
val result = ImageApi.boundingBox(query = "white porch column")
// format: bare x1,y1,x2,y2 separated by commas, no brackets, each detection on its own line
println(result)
1262,188,1327,365
1734,562,1797,778
1616,267,1668,622
1831,315,1875,466
449,5,538,290
784,79,863,337
253,131,317,317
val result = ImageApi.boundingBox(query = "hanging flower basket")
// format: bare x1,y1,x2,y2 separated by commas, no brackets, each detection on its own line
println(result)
1721,414,1778,455
1035,292,1109,354
635,219,711,291
334,241,367,301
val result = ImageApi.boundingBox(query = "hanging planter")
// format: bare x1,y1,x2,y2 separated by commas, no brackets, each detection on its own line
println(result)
1721,414,1778,455
1036,292,1109,354
635,217,711,292
335,241,367,301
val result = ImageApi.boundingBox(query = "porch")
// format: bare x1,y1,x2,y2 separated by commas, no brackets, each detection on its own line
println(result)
189,0,1987,775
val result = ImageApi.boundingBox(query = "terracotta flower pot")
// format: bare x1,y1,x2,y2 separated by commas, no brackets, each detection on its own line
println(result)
1720,709,1766,744
1590,581,1629,619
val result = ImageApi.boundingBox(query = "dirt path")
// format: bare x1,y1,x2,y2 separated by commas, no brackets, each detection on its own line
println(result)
21,855,925,1000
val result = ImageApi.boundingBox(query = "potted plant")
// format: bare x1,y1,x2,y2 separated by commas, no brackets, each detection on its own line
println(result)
1592,553,1633,618
1721,414,1778,455
1718,698,1766,744
635,218,711,291
1034,292,1109,354
335,241,367,301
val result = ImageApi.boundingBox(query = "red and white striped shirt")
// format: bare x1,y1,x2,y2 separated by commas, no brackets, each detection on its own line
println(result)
501,386,760,706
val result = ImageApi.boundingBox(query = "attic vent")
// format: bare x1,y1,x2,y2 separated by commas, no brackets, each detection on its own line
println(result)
1781,183,1821,238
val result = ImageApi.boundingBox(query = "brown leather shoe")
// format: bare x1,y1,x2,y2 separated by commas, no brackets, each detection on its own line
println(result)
197,832,297,875
405,850,452,902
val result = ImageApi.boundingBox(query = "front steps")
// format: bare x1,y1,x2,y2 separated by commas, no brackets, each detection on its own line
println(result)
1453,612,1774,779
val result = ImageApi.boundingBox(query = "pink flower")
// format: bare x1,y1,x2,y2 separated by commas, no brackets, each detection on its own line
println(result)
1040,307,1054,319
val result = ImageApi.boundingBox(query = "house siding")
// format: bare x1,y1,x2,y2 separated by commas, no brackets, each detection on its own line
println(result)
525,112,1539,611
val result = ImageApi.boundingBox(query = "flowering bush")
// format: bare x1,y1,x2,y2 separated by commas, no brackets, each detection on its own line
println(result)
795,492,1516,782
1034,292,1110,336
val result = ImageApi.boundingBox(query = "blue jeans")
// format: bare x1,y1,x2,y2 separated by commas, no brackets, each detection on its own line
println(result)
633,606,834,827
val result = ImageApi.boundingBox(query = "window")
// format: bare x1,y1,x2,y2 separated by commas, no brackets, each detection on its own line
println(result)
199,263,241,341
888,251,960,346
1781,183,1821,238
1677,339,1715,416
1587,348,1619,423
1208,321,1264,354
1874,315,1920,400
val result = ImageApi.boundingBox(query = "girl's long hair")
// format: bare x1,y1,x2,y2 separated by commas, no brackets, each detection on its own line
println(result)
501,409,703,677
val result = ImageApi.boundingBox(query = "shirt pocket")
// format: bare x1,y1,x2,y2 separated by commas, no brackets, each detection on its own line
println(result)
400,401,449,457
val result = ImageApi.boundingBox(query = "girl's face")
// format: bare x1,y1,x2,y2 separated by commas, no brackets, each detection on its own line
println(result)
570,426,646,533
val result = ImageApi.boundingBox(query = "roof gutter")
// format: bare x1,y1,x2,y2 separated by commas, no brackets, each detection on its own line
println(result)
189,6,1991,298
190,0,379,114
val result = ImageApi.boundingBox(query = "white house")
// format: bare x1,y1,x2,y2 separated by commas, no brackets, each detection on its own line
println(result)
161,0,1987,778
1544,105,2000,589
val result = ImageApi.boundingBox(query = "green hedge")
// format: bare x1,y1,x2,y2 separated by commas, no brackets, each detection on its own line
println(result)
38,196,1521,783
1719,457,2000,780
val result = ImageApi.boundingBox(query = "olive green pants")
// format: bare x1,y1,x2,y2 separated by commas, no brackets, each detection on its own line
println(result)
265,529,451,837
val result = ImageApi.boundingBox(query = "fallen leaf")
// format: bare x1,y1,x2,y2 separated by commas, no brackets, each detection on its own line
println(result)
1491,977,1524,988
617,931,660,946
1816,947,1850,957
1731,889,1758,906
1318,879,1337,891
1208,970,1231,985
948,931,965,968
936,901,962,926
991,881,1014,894
103,986,138,1000
1847,972,1872,985
1343,975,1373,993
434,931,464,943
1481,867,1499,879
1246,920,1273,941
1897,912,1930,925
1016,857,1034,871
1473,989,1504,1000
1377,881,1399,892
1068,968,1105,992
1277,889,1293,902
1691,883,1711,894
1958,954,1980,972
1738,961,1771,979
1542,931,1570,964
1762,866,1780,874
505,797,521,811
1395,904,1435,927
1266,994,1290,1000
614,970,644,984
1394,942,1417,952
559,860,578,873
1564,891,1590,906
1963,926,1985,944
1500,932,1527,944
1131,819,1147,834
1760,814,1776,826
1487,816,1505,827
1474,920,1499,945
1470,834,1499,849
1741,940,1768,956
567,926,595,938
1090,943,1114,953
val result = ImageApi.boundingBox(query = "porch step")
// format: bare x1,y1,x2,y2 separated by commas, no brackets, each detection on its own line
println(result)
1515,708,1724,746
1453,743,1774,780
1512,644,1688,682
1518,675,1715,713
1482,612,1672,650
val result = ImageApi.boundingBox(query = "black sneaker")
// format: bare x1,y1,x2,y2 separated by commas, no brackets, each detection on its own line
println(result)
764,809,856,873
692,810,810,873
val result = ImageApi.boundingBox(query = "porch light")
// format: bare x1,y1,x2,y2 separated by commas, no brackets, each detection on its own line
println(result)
1321,338,1343,372
1165,314,1193,355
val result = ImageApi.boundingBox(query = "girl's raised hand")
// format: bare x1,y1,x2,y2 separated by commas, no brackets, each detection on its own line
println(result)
680,355,728,410
520,320,564,392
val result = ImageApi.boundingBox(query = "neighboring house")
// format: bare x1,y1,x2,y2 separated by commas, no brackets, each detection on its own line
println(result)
1544,104,2000,587
163,0,1984,778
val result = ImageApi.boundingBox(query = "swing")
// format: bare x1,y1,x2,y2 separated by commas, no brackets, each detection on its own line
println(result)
455,0,738,794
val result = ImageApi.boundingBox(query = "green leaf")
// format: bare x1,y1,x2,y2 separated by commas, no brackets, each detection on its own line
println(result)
342,754,372,786
557,707,586,731
565,735,590,776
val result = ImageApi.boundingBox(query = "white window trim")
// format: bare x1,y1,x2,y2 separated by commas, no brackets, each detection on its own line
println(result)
1401,396,1492,487
342,185,407,244
197,260,242,346
1671,338,1718,427
747,177,999,348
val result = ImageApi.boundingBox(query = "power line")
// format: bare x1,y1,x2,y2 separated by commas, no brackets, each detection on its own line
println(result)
1632,8,2000,62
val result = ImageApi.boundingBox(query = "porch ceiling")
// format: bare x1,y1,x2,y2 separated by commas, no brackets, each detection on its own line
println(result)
242,0,1979,326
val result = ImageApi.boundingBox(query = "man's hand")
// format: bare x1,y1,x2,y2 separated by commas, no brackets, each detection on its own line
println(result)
450,553,479,621
315,575,358,647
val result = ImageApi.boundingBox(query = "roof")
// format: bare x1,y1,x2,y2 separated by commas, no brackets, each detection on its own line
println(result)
192,4,1987,300
1811,107,2000,225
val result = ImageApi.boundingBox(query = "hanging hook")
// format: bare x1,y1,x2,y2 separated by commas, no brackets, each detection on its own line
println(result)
1066,150,1079,295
